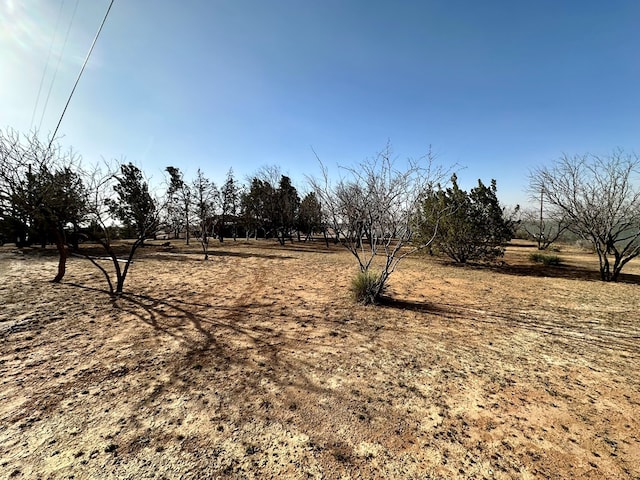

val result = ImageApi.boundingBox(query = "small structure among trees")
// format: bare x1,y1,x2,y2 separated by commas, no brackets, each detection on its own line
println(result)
7,120,640,298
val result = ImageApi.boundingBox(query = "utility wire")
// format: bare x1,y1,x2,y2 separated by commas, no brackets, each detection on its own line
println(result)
48,0,115,151
30,0,65,131
38,0,81,133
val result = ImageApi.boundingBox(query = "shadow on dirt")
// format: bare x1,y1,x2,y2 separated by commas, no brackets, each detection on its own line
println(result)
146,250,296,262
256,242,342,255
378,296,458,319
494,262,640,285
64,283,361,400
379,292,640,355
100,289,390,465
35,282,384,468
429,258,640,285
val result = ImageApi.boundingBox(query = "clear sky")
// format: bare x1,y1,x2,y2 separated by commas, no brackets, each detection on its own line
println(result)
2,0,639,207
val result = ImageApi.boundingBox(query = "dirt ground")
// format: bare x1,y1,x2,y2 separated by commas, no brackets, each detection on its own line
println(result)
1,239,639,479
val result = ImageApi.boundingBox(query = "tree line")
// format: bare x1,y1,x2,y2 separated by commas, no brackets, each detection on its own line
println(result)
2,128,640,303
0,130,328,294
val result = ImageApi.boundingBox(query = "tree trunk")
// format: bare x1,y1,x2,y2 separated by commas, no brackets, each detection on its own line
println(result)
599,253,611,281
52,230,67,283
113,255,125,295
219,216,225,243
202,234,209,260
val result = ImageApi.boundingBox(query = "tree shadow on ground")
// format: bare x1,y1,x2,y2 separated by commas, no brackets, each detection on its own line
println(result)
378,296,458,319
258,243,341,255
41,282,395,470
144,249,296,262
92,288,398,467
492,262,640,285
428,256,640,285
64,282,365,398
378,294,640,355
489,262,601,281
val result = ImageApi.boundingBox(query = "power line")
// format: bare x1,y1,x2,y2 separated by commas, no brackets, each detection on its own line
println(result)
30,0,65,131
48,0,115,151
38,0,81,133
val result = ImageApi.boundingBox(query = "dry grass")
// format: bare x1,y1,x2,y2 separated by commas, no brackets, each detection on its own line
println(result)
0,239,639,479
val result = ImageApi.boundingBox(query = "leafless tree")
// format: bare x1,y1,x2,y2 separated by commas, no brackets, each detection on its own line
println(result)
519,191,571,250
530,150,640,281
78,160,160,294
309,144,450,304
192,169,218,260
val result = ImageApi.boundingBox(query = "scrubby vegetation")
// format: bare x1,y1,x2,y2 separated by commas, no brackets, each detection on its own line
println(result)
414,174,518,263
350,270,382,304
529,252,562,266
2,128,640,299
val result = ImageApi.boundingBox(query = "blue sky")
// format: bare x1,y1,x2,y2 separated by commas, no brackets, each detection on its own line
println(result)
2,0,639,207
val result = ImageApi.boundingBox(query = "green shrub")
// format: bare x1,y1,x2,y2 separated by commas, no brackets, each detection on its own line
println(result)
414,174,518,263
351,270,382,304
529,252,561,266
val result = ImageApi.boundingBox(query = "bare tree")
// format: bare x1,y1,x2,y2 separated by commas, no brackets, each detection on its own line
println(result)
519,193,571,250
309,144,449,304
530,150,640,281
79,161,160,294
192,169,218,260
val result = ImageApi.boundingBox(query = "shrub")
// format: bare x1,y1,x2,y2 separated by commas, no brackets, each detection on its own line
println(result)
351,270,382,304
529,252,561,266
415,174,518,263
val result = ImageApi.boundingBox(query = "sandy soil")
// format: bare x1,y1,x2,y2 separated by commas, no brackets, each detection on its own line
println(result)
0,240,639,479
